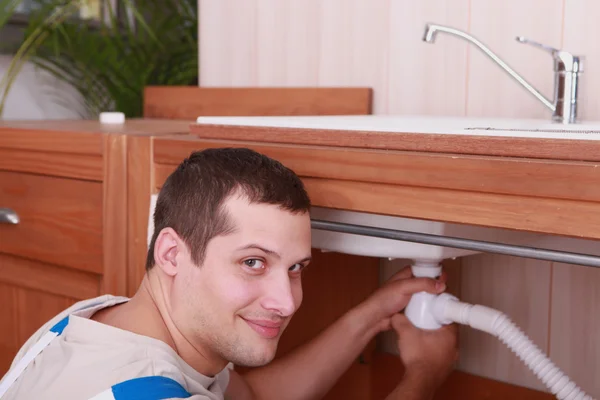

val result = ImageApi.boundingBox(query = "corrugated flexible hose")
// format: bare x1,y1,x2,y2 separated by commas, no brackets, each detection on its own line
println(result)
431,293,594,400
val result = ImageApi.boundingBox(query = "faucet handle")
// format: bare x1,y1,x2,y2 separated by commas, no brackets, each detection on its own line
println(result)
515,36,582,72
515,36,560,55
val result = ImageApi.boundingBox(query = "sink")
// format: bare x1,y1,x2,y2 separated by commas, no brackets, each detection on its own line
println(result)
311,207,600,262
310,206,548,262
196,115,600,141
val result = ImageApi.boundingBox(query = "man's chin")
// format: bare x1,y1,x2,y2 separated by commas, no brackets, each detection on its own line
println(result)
234,351,276,368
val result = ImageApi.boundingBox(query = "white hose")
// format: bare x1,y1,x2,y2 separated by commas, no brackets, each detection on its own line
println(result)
432,293,594,400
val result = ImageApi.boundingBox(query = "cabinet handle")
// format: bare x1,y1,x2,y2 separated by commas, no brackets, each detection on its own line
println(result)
0,208,19,224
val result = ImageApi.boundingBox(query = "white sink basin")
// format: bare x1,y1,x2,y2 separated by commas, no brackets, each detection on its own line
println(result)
310,206,548,262
311,207,600,263
196,115,600,141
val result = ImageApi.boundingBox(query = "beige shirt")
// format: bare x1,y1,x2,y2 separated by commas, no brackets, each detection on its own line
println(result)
1,295,231,400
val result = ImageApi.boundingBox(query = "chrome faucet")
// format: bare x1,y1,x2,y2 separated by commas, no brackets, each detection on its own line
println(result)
423,23,583,124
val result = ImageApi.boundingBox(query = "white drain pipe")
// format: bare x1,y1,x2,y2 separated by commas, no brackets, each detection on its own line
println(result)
419,292,593,400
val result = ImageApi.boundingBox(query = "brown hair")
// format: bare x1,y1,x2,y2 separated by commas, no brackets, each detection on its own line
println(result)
146,147,311,270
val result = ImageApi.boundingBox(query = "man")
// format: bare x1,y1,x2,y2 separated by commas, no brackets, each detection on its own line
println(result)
0,148,457,399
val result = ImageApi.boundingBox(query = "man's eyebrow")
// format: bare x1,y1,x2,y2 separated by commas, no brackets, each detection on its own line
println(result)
236,244,281,259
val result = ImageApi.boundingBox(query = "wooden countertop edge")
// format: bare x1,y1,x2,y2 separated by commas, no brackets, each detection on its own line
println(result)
0,119,193,155
151,135,600,240
190,124,600,162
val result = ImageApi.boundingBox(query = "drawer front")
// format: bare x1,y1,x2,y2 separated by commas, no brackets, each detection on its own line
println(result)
0,171,103,273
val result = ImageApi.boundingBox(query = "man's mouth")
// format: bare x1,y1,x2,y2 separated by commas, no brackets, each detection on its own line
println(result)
242,318,283,339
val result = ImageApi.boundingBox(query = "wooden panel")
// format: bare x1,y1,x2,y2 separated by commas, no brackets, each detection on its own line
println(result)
458,254,551,391
0,253,99,300
190,124,600,162
0,126,103,155
101,135,128,296
157,136,600,202
198,0,468,116
467,0,563,119
0,171,103,273
198,0,258,86
0,282,18,375
552,7,600,398
143,87,372,119
0,148,103,181
15,287,77,351
301,178,600,240
254,0,320,87
317,1,389,114
276,250,380,357
388,0,469,115
563,0,600,121
373,353,554,400
0,119,192,137
126,136,154,296
550,263,600,398
153,160,600,240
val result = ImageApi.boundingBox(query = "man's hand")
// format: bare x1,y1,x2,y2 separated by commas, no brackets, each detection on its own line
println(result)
393,313,458,391
358,266,448,334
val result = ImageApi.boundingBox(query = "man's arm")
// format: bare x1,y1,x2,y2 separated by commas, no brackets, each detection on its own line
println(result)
384,314,458,400
228,269,455,400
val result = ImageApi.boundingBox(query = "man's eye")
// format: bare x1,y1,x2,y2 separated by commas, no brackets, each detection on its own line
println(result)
289,264,303,272
244,259,265,269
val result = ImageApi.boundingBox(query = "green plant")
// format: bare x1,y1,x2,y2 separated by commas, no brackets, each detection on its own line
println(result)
0,0,21,29
0,0,198,118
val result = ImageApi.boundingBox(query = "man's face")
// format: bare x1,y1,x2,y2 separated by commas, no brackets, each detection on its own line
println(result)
171,195,312,368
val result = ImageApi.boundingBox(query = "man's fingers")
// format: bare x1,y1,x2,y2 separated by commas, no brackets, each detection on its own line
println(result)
390,276,446,295
391,313,411,332
387,266,448,285
387,266,413,282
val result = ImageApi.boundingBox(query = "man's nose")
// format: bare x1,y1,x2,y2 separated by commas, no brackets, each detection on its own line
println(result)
261,271,297,317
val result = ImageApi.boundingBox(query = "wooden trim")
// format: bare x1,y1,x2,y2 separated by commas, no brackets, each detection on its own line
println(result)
190,124,600,162
151,137,600,239
303,178,600,240
126,136,154,296
0,126,103,155
102,134,128,296
372,353,554,400
152,137,600,203
0,253,100,300
143,87,373,119
0,119,193,136
0,171,104,273
0,148,103,181
153,165,600,239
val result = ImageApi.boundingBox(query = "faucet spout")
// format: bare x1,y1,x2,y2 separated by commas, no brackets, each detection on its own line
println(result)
422,23,556,113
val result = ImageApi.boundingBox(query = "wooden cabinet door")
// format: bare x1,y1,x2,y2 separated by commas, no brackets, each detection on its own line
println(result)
0,254,100,375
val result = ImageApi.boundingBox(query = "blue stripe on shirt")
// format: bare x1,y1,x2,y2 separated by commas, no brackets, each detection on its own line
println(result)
111,376,192,399
49,316,69,335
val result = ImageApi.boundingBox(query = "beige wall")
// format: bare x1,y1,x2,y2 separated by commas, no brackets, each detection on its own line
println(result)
197,0,600,396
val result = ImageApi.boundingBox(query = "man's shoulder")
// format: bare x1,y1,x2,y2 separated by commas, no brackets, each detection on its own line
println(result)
3,345,228,400
8,294,129,369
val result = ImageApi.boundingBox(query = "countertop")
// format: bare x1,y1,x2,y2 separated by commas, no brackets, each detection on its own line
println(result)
191,115,600,161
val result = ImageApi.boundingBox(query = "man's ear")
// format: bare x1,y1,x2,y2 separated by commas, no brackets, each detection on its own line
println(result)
154,227,182,276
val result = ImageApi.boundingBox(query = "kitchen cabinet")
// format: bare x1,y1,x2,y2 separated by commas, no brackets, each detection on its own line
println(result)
2,88,583,397
0,86,374,379
124,120,581,398
0,119,192,374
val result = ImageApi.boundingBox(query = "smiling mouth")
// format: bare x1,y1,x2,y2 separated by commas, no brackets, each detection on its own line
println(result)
242,318,283,339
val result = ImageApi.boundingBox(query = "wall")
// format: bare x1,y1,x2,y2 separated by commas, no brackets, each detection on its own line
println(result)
197,0,600,396
0,55,84,120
